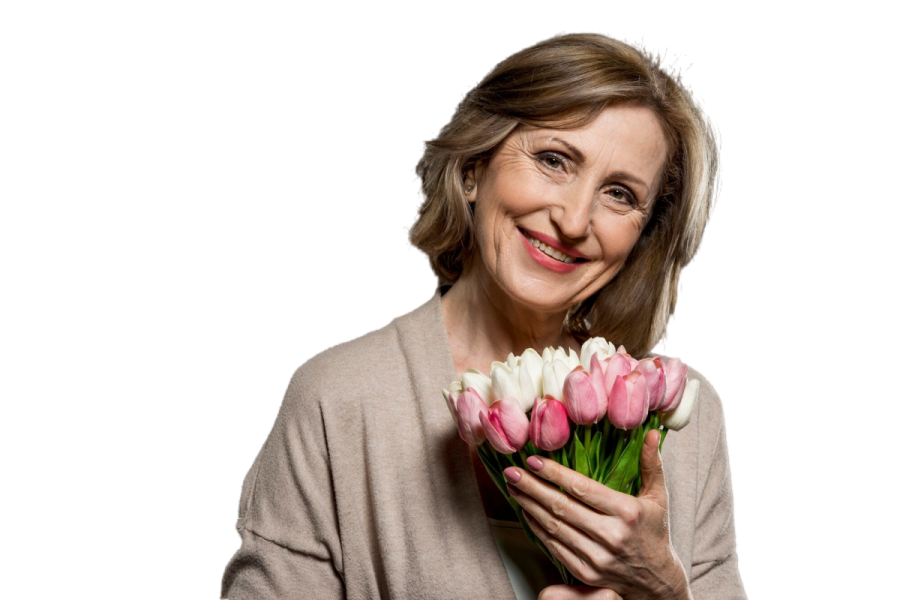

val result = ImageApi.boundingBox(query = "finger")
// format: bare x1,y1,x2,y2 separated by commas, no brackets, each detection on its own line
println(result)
519,457,626,516
505,467,616,540
522,507,602,585
509,483,613,557
638,429,667,503
538,586,623,600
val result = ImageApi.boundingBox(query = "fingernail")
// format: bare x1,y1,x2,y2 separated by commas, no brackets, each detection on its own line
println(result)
507,484,521,496
503,467,521,483
522,509,533,521
526,456,544,471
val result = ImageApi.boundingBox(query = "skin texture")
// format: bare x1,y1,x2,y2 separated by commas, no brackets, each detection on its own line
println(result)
442,104,668,377
441,105,692,598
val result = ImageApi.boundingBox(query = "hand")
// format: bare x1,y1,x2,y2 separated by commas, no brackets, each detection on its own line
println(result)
538,586,623,599
504,430,692,600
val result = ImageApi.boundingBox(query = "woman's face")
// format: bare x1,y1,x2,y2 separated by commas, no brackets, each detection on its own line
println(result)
466,104,669,314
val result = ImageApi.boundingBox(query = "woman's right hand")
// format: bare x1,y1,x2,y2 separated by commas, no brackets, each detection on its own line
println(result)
539,586,622,600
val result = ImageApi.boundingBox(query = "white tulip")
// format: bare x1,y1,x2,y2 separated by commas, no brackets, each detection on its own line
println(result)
520,349,543,400
461,368,494,405
549,347,580,371
580,337,617,370
542,360,562,399
491,362,520,404
443,380,463,424
661,378,699,431
491,356,541,413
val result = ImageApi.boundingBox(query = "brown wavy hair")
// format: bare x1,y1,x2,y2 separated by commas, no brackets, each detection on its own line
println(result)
409,33,718,357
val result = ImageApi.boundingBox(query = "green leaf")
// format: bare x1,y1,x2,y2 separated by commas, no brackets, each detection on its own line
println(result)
603,429,640,492
477,445,509,499
589,425,603,479
573,432,590,477
560,445,570,469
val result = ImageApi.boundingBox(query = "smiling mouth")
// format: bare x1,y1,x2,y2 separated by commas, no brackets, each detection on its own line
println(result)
518,228,584,264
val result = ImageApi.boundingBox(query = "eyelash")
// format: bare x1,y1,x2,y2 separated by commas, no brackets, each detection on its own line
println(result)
537,151,569,172
606,186,638,207
536,151,638,207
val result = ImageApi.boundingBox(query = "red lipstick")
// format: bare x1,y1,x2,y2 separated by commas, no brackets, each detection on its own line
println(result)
519,228,587,259
518,228,584,274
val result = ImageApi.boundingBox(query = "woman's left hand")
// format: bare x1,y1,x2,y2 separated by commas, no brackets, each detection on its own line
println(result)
504,430,693,600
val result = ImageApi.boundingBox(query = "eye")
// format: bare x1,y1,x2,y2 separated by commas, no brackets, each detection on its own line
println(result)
606,186,638,207
537,152,568,171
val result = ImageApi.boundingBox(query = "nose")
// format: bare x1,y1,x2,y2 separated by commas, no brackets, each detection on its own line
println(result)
549,183,593,241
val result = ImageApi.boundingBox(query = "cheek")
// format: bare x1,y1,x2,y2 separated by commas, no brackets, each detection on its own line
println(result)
595,217,645,261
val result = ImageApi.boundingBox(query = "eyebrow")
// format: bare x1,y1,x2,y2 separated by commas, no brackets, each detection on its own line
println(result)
547,137,650,192
548,137,585,163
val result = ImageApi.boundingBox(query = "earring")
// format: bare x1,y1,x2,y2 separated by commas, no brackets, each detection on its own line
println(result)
465,184,474,194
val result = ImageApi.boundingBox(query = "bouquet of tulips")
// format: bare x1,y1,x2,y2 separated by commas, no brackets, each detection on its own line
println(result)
443,337,699,585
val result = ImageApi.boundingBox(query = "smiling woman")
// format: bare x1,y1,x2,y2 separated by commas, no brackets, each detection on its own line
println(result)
454,107,669,325
222,33,744,600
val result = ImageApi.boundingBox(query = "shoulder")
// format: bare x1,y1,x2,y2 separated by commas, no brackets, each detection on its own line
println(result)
280,293,441,415
648,351,726,430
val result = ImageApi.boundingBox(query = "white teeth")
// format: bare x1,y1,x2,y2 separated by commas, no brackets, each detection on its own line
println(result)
525,233,576,264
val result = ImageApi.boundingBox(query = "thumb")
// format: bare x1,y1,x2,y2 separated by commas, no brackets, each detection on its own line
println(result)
638,428,666,501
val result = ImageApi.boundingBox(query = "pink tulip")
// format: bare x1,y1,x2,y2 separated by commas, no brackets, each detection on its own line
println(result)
453,389,489,445
637,357,667,411
562,366,599,425
589,354,609,420
479,397,530,454
603,353,634,395
659,357,688,413
529,395,571,451
608,370,650,429
562,361,608,424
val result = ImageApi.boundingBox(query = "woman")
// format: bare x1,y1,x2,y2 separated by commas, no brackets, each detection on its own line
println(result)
221,33,746,600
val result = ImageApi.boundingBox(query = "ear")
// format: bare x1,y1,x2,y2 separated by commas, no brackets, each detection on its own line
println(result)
462,165,480,203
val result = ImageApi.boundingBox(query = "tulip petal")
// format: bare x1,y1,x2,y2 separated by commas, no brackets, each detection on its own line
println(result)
660,358,688,412
480,410,515,454
542,360,562,400
516,365,536,413
662,378,699,431
455,390,488,445
608,371,648,429
521,349,544,398
589,354,609,420
604,353,632,395
529,397,571,451
462,368,494,405
444,389,459,424
563,367,600,425
491,362,520,404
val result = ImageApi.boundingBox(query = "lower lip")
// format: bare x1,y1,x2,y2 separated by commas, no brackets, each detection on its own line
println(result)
519,230,580,274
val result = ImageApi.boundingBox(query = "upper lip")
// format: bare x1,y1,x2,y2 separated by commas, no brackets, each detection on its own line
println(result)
518,227,587,260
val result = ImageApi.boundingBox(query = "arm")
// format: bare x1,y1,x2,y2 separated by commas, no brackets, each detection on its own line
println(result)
221,366,345,600
688,386,747,600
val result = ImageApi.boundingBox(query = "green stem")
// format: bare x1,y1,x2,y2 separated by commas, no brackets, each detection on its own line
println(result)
584,426,592,456
603,418,612,455
611,428,626,470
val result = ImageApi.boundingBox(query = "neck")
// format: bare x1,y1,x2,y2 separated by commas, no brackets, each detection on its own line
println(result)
441,262,578,377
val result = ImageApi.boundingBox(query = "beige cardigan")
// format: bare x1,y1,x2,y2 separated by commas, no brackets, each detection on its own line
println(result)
221,293,746,599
